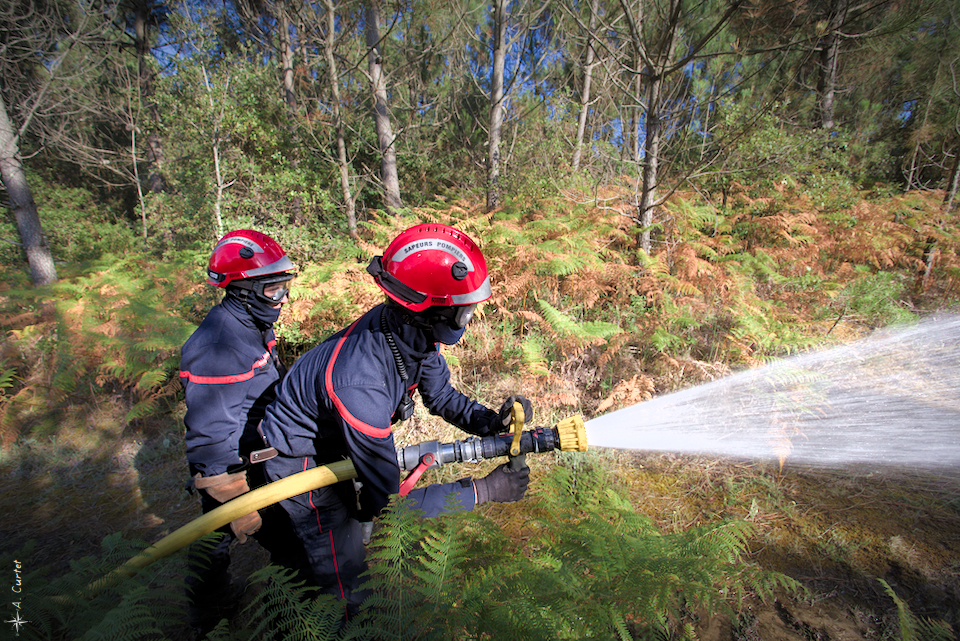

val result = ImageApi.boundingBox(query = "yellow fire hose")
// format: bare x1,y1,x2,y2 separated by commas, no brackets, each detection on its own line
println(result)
89,415,586,596
88,459,358,594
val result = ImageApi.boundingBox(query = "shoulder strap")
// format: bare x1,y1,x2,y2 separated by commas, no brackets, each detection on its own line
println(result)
380,307,415,423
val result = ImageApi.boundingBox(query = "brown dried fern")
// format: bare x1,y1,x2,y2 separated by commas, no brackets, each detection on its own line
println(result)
491,270,539,311
596,374,655,414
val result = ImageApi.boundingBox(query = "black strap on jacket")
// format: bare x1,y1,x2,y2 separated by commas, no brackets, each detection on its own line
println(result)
380,307,415,423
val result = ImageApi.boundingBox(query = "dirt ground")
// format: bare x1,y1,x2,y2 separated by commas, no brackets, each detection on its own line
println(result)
646,457,960,641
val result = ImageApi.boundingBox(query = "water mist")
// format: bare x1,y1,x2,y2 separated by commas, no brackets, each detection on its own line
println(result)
586,314,960,473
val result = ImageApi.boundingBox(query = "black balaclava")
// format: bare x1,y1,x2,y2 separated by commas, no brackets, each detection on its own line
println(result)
226,286,282,328
430,323,466,345
387,301,467,346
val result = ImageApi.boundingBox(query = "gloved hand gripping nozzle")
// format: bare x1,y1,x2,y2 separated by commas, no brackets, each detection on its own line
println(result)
396,415,588,472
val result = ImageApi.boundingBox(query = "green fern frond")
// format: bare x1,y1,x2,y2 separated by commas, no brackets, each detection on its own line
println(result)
520,338,550,377
77,592,163,640
536,300,622,343
878,578,954,641
481,225,528,257
539,255,583,276
638,250,672,277
414,529,466,603
579,320,624,340
537,300,582,337
722,249,784,283
360,496,437,639
13,533,186,641
610,607,632,641
125,399,159,422
533,243,605,277
656,271,704,297
0,365,16,394
510,457,797,638
135,368,169,391
525,218,572,238
245,565,346,641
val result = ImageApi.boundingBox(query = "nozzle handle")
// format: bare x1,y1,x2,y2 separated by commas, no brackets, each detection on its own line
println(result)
508,453,527,471
509,401,525,457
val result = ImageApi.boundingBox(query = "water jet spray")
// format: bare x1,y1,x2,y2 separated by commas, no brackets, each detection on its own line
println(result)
585,315,960,473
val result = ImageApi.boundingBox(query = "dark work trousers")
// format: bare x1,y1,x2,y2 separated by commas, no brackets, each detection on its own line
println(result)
263,454,370,620
185,463,311,610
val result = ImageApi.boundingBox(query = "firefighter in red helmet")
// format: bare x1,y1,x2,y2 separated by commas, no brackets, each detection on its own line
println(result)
179,230,305,635
257,224,532,620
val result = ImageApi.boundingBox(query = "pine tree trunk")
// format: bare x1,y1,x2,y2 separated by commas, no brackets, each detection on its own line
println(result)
921,236,938,291
279,2,298,111
638,72,662,255
572,0,599,172
486,0,507,212
638,0,677,256
817,37,840,129
0,92,57,286
366,0,402,211
906,91,936,190
624,0,644,164
324,0,357,237
134,0,165,193
817,0,848,130
212,129,226,239
200,66,230,239
945,150,959,213
632,69,642,162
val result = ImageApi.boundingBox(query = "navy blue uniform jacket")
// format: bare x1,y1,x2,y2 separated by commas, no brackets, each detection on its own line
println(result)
259,304,499,518
179,296,282,476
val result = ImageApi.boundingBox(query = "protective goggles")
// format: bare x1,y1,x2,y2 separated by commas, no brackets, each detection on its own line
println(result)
430,303,477,329
232,274,294,303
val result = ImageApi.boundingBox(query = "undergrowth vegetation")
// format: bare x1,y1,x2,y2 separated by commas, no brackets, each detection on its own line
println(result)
1,176,959,639
4,461,798,641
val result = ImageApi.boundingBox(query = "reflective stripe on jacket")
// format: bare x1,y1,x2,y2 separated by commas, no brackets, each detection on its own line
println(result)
180,296,282,476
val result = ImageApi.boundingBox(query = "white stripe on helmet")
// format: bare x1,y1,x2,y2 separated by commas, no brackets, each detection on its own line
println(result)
216,236,264,253
391,238,476,272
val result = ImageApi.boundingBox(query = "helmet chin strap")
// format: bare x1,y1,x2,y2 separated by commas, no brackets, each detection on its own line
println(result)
385,299,435,330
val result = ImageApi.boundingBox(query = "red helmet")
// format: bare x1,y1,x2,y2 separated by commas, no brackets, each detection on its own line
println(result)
367,224,491,313
206,229,296,288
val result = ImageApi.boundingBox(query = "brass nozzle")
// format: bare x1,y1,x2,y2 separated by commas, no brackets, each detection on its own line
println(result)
555,415,588,452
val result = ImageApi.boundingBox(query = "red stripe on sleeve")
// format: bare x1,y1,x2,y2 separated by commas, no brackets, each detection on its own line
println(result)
179,348,272,385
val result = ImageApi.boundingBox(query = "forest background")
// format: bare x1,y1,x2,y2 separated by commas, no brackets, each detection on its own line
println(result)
1,0,960,639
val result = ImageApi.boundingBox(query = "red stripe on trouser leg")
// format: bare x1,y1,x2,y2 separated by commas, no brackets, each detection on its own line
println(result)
328,529,347,601
263,454,369,616
305,457,326,536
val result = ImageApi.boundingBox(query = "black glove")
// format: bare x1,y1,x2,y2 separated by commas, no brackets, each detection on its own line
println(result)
473,462,530,505
493,394,534,433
